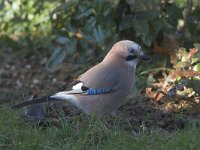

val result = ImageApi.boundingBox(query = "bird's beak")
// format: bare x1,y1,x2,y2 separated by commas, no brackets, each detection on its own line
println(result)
139,54,151,61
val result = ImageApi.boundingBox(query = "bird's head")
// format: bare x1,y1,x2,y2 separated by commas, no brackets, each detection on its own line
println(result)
105,40,150,67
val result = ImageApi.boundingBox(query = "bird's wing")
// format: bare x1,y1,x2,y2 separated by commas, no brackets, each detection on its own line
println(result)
56,81,113,96
56,62,120,96
11,78,114,109
12,62,120,109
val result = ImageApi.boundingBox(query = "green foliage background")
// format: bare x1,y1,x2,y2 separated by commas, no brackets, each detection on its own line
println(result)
0,0,58,56
1,0,200,71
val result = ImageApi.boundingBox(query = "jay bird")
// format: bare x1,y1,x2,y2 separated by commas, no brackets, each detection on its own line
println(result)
12,40,150,115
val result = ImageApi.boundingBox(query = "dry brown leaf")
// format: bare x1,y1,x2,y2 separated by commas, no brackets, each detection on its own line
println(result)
145,87,165,101
74,32,84,40
189,48,198,58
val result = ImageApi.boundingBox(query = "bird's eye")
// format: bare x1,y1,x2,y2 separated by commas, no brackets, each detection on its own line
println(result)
129,48,135,53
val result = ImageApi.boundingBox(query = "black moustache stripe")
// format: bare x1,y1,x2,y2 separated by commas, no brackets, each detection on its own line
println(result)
81,85,89,91
126,55,137,61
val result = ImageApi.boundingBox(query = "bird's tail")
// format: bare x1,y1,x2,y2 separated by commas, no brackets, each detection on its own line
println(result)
11,95,59,109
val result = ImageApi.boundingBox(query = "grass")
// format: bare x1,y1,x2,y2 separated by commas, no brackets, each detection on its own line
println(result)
1,108,200,150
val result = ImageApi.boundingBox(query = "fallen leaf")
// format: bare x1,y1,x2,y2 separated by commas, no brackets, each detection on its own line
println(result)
189,48,198,58
145,87,165,101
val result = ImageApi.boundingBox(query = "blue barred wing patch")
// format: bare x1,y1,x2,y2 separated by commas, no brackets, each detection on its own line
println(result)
86,88,112,95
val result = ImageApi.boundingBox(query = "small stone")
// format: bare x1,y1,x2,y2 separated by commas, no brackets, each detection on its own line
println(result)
33,79,40,84
53,78,57,82
25,65,31,69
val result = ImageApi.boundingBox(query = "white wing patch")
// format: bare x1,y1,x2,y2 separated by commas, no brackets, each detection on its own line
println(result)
51,82,85,99
50,82,85,106
72,82,83,90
